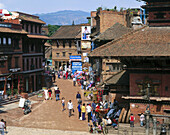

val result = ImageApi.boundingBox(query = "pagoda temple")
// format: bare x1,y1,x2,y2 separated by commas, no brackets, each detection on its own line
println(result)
89,0,170,123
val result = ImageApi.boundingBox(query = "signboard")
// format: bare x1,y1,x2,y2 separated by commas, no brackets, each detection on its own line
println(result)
81,26,91,40
72,62,82,74
19,98,26,108
70,55,82,61
81,41,91,49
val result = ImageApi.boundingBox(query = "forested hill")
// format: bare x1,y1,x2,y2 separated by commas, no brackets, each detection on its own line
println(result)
35,10,90,25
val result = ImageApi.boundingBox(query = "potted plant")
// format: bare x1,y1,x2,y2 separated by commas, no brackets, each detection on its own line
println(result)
13,89,18,99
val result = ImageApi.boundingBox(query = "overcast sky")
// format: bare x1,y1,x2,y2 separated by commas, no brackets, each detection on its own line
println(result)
0,0,144,14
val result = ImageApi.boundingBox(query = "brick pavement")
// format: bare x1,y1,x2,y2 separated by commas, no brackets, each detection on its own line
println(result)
0,78,147,135
17,78,89,131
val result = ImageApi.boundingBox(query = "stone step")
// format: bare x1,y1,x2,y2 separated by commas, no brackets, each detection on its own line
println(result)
0,90,43,106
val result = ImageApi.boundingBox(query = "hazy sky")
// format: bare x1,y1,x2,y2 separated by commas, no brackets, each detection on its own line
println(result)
0,0,144,14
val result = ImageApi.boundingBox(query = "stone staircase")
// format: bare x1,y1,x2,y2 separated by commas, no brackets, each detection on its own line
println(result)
108,124,146,135
0,90,43,106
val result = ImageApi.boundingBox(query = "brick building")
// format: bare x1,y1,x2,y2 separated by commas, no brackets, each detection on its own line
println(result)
0,12,48,97
0,22,27,96
141,0,170,27
90,23,133,81
50,25,81,70
95,9,127,33
89,1,170,122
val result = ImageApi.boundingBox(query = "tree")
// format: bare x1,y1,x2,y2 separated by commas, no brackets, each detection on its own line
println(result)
48,24,60,37
72,20,75,25
96,7,102,11
114,6,117,11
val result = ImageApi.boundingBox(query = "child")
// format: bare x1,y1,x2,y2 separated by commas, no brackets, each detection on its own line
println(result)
130,113,135,127
48,88,52,100
61,97,65,111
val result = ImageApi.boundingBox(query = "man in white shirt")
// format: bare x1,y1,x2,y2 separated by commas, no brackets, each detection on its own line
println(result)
106,117,112,125
0,119,5,135
86,103,92,123
73,77,76,86
67,100,73,117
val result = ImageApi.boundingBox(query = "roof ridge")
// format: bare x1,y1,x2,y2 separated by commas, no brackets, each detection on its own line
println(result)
89,25,148,56
50,26,63,37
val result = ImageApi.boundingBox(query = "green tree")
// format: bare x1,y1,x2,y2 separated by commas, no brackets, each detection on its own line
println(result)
72,20,75,25
96,7,102,11
48,24,61,37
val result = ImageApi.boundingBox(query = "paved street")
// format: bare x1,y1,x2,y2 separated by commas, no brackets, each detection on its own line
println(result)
16,78,89,131
0,78,147,135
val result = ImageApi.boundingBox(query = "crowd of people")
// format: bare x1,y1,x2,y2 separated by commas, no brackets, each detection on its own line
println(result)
42,71,146,134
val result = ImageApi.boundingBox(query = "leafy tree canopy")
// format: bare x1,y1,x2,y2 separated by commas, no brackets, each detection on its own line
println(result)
48,24,61,37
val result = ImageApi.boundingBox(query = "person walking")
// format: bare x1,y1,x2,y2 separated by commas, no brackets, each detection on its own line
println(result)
48,88,52,100
80,78,84,90
82,103,86,120
0,119,5,135
55,88,60,101
83,79,87,90
66,71,68,79
61,97,65,111
73,77,76,86
130,113,135,127
92,100,96,113
67,100,73,117
53,72,56,82
86,103,92,124
140,113,145,127
76,92,81,104
77,103,81,119
44,88,48,100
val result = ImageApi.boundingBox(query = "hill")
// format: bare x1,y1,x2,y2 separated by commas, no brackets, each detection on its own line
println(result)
35,10,90,25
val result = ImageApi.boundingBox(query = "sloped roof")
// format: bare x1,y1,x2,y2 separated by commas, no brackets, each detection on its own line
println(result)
19,15,46,24
50,25,81,39
93,23,133,41
0,27,27,34
16,12,46,24
44,42,51,47
27,34,49,39
89,26,170,57
105,70,129,85
97,70,129,87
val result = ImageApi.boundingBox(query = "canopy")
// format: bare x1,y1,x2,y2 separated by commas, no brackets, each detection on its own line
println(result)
0,9,19,20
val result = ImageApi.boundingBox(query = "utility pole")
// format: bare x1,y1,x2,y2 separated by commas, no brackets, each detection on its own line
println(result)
153,118,157,135
146,111,150,135
145,83,151,135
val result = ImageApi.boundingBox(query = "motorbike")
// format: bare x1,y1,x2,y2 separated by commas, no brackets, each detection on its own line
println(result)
22,99,32,115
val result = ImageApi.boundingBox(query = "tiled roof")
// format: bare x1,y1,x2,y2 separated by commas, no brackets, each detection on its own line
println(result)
27,34,49,39
104,70,129,85
44,42,51,47
97,70,129,87
93,23,133,41
0,27,27,34
19,15,46,24
89,27,170,57
50,25,81,39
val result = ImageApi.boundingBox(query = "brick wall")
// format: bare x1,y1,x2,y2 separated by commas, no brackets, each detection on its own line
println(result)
91,11,97,27
52,40,78,62
130,73,170,97
99,11,126,33
130,103,170,123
